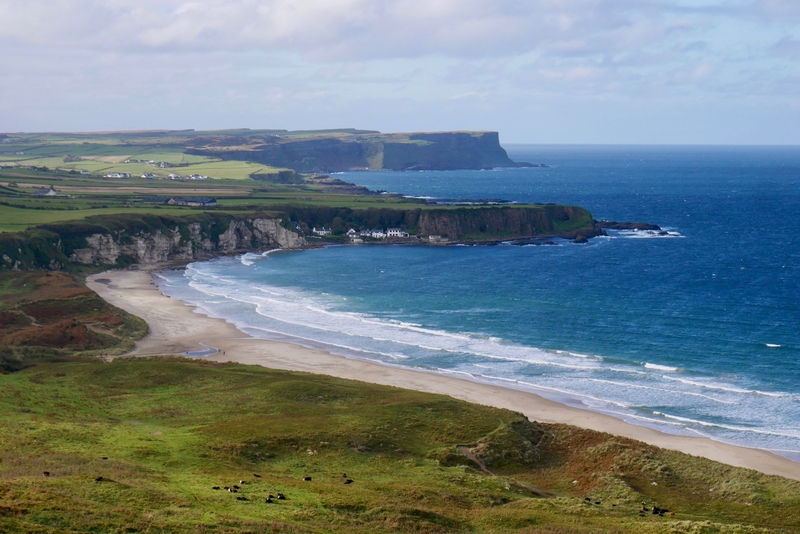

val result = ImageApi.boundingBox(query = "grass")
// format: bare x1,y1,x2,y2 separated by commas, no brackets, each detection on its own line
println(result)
3,157,290,180
0,204,203,233
0,271,148,372
1,357,799,533
169,160,287,180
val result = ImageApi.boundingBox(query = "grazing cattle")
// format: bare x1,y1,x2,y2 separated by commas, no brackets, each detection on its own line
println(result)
594,501,601,505
342,473,348,478
236,496,248,501
277,493,286,500
232,485,240,489
584,497,591,502
95,476,103,482
253,473,262,478
101,457,108,460
42,471,50,477
212,486,220,490
344,479,354,485
239,480,247,484
265,497,274,503
303,477,312,481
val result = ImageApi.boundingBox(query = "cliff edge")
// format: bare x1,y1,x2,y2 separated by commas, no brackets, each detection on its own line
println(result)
187,131,536,172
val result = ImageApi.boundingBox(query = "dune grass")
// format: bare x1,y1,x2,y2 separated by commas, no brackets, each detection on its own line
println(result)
1,357,799,533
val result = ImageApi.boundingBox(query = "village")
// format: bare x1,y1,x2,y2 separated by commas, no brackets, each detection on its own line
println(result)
311,225,448,244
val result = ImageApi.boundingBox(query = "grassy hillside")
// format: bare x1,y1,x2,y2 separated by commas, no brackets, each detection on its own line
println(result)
1,358,799,533
0,271,148,372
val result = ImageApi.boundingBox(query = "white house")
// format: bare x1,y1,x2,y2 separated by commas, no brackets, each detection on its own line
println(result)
189,174,208,180
32,188,57,197
313,227,332,236
80,170,91,175
346,228,358,237
141,173,157,179
387,228,409,238
105,173,121,178
370,229,386,239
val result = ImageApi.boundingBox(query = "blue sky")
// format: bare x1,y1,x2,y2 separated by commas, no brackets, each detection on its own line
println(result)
1,0,799,143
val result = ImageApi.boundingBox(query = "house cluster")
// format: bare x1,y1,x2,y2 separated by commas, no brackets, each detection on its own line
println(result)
346,228,411,239
311,227,412,239
143,196,217,207
122,159,172,169
168,173,208,180
101,171,207,180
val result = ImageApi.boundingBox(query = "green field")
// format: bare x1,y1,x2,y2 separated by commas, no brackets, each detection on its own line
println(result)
1,357,798,533
1,134,289,180
0,204,209,233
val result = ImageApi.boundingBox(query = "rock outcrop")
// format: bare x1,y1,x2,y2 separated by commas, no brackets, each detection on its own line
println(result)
69,218,305,266
0,213,306,271
416,205,601,241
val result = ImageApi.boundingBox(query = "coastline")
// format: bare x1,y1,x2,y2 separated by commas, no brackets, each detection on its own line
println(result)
86,268,800,482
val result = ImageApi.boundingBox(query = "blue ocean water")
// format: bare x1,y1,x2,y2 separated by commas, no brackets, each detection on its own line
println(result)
157,145,800,460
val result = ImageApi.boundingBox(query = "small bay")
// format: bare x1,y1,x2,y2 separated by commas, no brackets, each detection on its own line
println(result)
158,145,800,460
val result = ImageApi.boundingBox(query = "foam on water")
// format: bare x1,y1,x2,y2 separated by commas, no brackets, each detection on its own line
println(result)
644,363,681,372
155,146,800,462
158,250,800,460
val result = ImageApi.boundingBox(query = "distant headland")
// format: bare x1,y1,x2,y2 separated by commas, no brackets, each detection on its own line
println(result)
183,129,541,172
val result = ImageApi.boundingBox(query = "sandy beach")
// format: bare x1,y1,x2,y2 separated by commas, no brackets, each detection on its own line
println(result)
87,268,800,482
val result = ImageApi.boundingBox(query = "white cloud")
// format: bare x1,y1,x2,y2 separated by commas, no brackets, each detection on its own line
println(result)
0,0,725,60
1,0,799,142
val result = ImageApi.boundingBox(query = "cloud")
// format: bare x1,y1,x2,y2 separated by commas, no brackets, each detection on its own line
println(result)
1,0,800,142
770,36,800,58
0,0,725,61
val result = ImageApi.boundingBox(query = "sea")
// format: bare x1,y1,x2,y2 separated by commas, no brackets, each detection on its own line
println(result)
156,145,800,461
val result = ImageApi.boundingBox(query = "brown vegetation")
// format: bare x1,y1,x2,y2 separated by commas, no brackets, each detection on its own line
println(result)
0,271,147,372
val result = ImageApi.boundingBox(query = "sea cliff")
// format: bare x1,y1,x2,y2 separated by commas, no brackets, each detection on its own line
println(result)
0,205,601,271
188,131,535,172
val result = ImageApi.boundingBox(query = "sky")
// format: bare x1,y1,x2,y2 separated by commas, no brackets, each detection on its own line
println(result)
1,0,800,144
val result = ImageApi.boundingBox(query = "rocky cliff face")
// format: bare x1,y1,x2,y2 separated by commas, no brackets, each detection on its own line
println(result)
417,206,600,241
69,218,305,266
0,205,599,273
